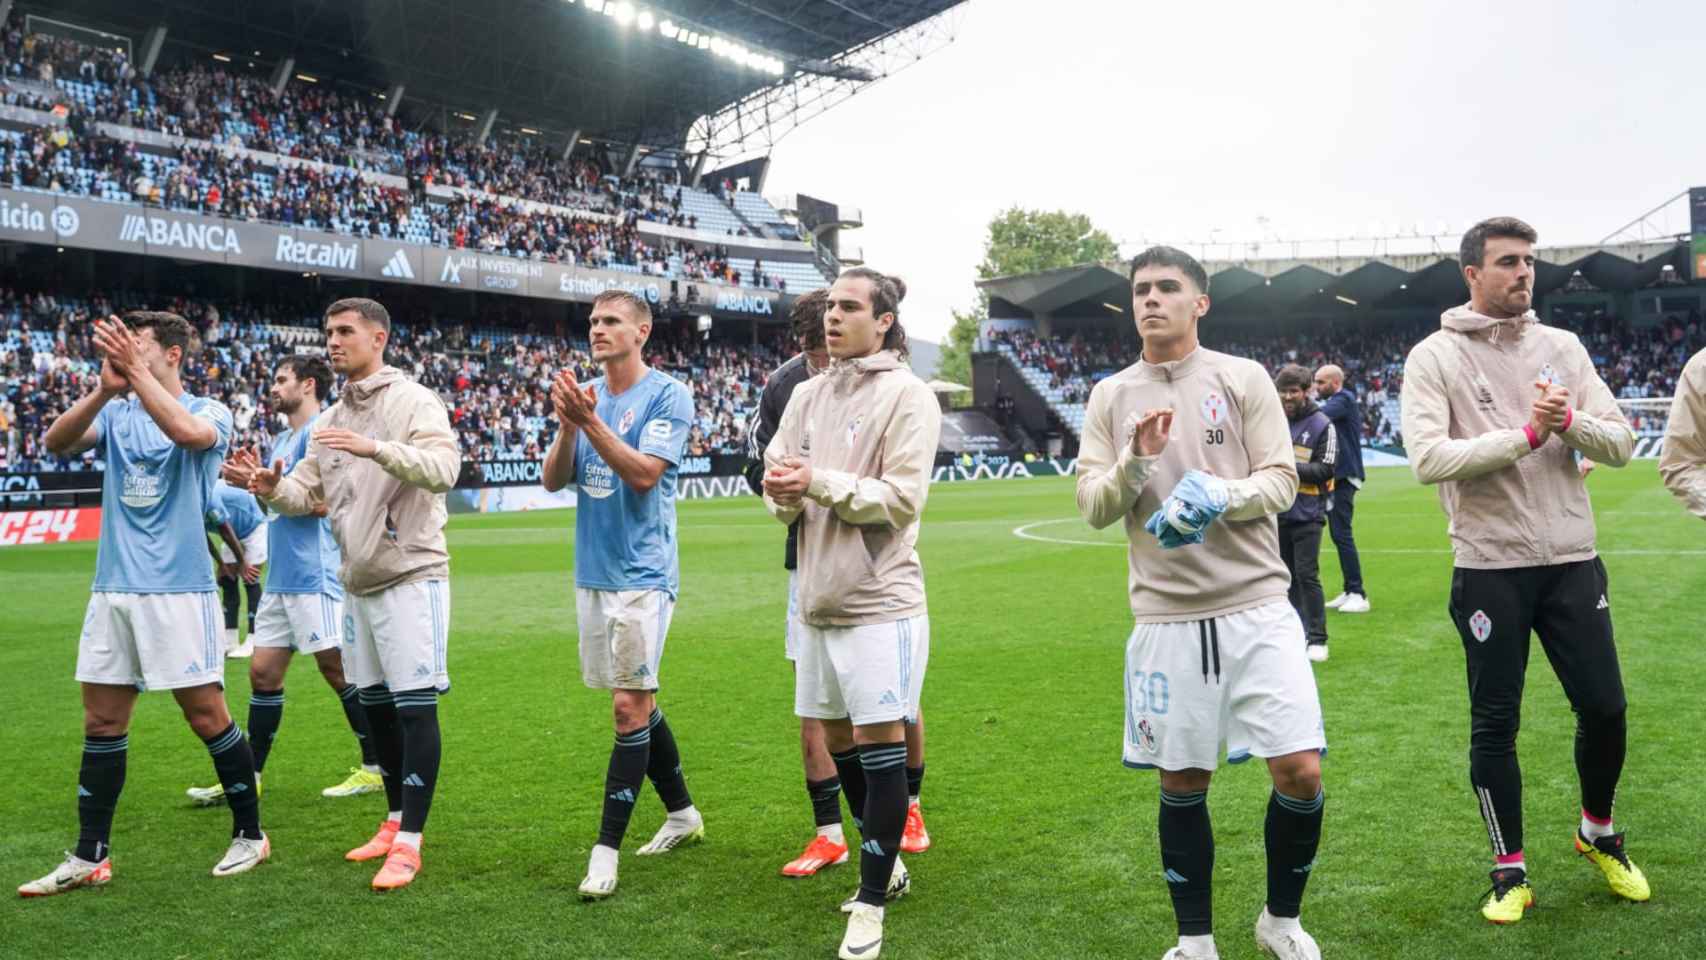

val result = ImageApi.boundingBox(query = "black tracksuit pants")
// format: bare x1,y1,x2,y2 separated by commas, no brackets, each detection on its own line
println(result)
1449,558,1627,858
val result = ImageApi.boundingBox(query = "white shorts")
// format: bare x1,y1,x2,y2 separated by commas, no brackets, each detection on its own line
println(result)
794,614,928,727
217,526,268,567
76,591,224,692
342,580,450,693
784,569,803,662
1123,600,1326,771
578,588,674,690
252,592,344,654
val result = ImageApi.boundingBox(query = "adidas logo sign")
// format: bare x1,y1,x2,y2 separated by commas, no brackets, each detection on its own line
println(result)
403,773,425,788
186,662,202,675
1163,868,1189,884
77,785,93,798
608,788,636,803
877,690,899,706
860,839,884,856
228,782,249,794
1596,594,1610,610
381,249,415,279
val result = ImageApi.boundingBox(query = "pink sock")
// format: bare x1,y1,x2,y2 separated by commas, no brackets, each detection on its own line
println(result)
1495,851,1526,874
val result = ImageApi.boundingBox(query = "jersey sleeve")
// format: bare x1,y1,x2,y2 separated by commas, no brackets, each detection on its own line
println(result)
638,381,693,465
193,399,235,459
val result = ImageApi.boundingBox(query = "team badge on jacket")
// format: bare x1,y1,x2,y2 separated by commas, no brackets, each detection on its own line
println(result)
1200,391,1227,426
847,415,865,446
1538,363,1559,387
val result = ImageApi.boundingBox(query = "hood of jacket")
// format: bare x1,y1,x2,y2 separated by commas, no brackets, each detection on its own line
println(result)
1441,303,1537,339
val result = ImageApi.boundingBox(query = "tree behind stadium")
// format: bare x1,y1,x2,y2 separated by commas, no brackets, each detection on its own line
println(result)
934,207,1119,394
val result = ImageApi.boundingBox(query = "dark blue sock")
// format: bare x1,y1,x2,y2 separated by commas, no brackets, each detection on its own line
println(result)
75,734,127,862
597,725,651,848
203,723,262,840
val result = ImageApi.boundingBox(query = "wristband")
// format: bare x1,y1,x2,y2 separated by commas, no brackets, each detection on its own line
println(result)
1523,424,1542,450
1562,407,1573,432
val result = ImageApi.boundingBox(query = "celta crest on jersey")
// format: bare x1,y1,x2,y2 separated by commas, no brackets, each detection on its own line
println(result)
1200,391,1228,426
1469,609,1493,643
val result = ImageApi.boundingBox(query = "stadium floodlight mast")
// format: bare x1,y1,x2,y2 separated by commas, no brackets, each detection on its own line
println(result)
564,0,788,76
686,3,966,161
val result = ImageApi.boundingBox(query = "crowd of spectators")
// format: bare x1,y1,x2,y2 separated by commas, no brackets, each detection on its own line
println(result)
990,304,1706,447
0,288,787,474
0,14,815,293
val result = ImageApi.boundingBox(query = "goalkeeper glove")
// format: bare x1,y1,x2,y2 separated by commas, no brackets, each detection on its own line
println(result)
1143,470,1231,549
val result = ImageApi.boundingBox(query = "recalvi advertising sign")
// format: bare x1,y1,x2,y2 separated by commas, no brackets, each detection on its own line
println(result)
0,187,783,315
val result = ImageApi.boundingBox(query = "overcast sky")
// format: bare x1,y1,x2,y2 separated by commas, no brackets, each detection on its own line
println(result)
767,0,1706,346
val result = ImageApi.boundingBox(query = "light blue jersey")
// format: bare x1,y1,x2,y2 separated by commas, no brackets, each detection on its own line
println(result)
264,416,343,598
574,368,693,598
205,482,266,540
91,393,233,593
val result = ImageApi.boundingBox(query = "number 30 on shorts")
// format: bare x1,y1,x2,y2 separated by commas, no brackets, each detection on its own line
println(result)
1131,671,1170,715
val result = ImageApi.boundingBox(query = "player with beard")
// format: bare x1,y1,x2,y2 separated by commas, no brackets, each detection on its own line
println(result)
1401,218,1646,923
186,355,383,807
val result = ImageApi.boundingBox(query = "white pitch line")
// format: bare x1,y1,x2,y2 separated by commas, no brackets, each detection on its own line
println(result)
1010,517,1706,555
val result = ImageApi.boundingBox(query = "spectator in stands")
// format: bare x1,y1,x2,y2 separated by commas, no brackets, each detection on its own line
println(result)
1313,364,1369,614
1276,364,1336,663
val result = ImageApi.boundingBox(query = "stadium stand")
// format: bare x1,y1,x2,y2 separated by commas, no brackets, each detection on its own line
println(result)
0,11,827,293
0,286,788,473
987,304,1706,448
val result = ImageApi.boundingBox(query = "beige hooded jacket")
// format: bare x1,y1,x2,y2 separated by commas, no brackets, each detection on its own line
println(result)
1401,305,1634,570
262,365,461,595
763,350,943,627
1076,347,1299,622
1659,346,1706,520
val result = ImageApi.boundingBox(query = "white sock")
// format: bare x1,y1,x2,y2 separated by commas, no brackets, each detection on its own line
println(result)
668,804,701,825
362,763,382,774
589,843,619,875
817,823,845,843
908,794,920,805
386,810,402,824
1581,813,1615,841
393,830,422,852
1261,908,1301,933
1178,933,1216,956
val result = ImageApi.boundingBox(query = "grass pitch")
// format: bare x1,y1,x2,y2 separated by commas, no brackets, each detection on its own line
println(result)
2,462,1703,959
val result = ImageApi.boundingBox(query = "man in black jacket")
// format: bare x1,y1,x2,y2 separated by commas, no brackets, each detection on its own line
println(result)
1313,364,1369,613
1277,365,1337,662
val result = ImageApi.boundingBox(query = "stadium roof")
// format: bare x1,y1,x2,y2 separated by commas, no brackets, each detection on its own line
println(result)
977,240,1695,325
27,0,964,153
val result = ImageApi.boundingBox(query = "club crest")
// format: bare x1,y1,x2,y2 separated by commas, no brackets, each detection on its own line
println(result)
847,415,865,446
1137,717,1158,753
1200,391,1228,426
1538,363,1559,387
618,408,637,432
1469,609,1492,643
